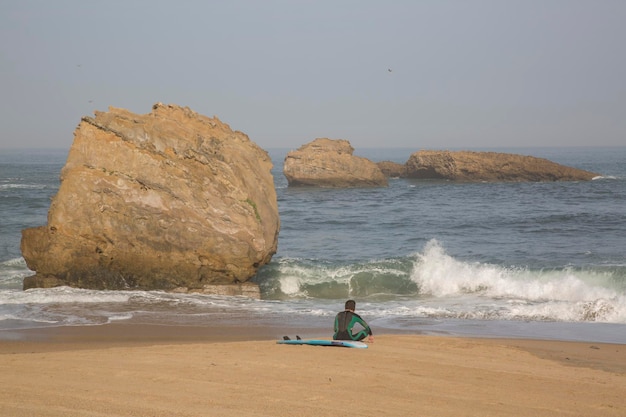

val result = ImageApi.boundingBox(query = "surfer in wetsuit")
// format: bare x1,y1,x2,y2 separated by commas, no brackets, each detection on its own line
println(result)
333,299,374,343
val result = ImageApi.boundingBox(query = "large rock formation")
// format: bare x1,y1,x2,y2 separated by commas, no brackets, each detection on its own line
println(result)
21,103,279,295
404,150,599,182
283,138,388,187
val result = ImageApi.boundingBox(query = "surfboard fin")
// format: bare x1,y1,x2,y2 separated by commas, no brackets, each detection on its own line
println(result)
283,336,291,340
296,335,301,340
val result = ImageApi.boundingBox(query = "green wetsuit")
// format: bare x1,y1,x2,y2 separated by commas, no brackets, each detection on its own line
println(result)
333,310,372,341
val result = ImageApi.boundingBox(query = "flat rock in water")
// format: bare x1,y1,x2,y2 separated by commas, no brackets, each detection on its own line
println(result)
404,150,599,182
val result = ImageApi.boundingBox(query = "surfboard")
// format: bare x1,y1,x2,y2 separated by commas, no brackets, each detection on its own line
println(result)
276,339,368,349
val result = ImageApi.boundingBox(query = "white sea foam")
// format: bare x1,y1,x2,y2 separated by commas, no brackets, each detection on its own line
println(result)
411,240,621,303
255,238,626,324
0,258,32,288
0,313,58,324
1,258,27,267
0,183,46,190
592,175,617,180
1,287,132,304
107,313,134,322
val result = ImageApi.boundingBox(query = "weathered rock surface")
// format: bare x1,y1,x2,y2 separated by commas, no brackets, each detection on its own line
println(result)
404,150,599,182
376,161,407,178
21,103,279,294
283,138,388,187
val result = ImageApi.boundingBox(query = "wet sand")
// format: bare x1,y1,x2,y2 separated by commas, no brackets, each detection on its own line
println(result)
0,323,624,417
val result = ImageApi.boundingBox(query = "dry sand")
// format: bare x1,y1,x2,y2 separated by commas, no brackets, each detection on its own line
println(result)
0,324,624,417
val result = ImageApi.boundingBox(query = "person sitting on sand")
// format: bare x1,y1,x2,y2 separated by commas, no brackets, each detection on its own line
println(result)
333,299,374,343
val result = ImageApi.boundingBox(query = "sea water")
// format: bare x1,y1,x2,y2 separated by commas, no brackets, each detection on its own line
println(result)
1,147,625,343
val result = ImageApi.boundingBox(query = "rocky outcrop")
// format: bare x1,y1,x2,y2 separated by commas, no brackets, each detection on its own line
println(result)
376,161,406,178
283,138,388,187
404,150,599,182
21,103,279,294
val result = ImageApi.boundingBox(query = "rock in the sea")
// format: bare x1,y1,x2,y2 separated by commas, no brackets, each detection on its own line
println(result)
404,150,599,182
283,138,388,187
376,161,407,178
21,103,279,294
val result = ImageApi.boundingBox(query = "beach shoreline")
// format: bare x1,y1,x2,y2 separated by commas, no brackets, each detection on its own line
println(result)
1,322,624,372
1,323,624,416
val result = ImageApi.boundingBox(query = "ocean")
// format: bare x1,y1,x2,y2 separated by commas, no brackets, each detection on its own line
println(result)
1,147,625,343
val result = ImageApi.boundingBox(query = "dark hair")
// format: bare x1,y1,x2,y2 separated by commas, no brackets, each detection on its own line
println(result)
345,299,356,310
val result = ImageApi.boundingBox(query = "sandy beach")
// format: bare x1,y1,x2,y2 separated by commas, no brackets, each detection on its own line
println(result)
1,324,624,417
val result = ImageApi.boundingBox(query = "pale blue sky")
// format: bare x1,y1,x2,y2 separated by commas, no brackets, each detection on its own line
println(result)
1,0,625,150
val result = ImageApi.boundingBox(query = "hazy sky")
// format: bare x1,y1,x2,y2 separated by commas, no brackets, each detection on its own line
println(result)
1,0,625,150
